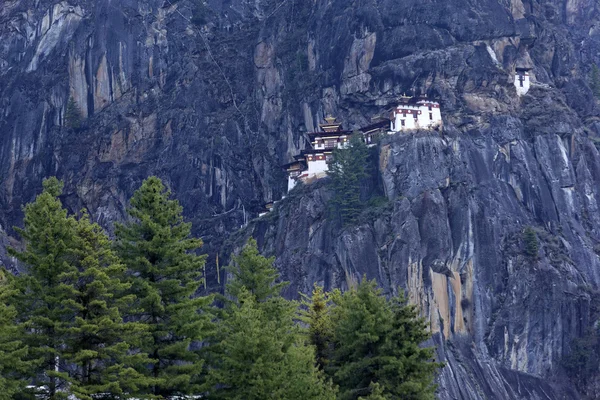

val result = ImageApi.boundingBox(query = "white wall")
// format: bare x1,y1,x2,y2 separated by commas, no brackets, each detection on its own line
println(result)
307,159,328,176
288,176,297,191
391,103,442,132
515,73,530,95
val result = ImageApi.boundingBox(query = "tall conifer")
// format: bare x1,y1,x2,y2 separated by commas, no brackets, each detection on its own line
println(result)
9,177,77,397
114,176,212,397
207,239,336,400
327,134,370,225
0,270,34,397
60,212,151,399
328,279,442,400
300,284,333,370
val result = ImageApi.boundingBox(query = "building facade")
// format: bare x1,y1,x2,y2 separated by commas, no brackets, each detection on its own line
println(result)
284,98,443,191
515,67,531,95
390,98,442,132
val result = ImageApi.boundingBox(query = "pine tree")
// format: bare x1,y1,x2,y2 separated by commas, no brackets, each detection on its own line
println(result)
114,176,212,397
226,237,286,302
591,64,600,99
207,240,336,400
65,97,82,130
523,226,539,259
59,212,151,399
8,177,78,397
0,270,35,397
328,279,442,400
327,134,370,225
300,284,333,370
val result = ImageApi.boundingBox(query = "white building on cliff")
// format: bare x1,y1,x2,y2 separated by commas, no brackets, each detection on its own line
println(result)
390,97,443,132
514,67,531,95
284,98,443,191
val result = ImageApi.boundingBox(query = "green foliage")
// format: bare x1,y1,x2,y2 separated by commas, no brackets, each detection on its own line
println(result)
327,134,370,225
300,284,333,370
9,176,78,396
226,237,286,302
207,240,336,400
327,279,442,400
65,97,82,130
114,176,212,397
358,383,389,400
523,226,539,259
0,271,35,397
60,212,150,399
591,64,600,99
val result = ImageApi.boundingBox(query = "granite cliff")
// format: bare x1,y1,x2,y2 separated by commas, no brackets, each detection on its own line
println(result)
1,0,600,398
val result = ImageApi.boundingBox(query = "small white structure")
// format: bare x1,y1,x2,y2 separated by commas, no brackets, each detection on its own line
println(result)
515,67,531,95
390,97,442,132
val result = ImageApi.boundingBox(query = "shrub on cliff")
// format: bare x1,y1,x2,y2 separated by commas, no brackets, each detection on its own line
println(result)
523,226,539,259
591,64,600,99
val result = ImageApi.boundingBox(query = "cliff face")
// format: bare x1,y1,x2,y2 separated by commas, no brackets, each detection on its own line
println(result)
2,0,600,398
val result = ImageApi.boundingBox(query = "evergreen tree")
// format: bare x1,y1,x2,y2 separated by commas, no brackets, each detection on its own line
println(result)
59,212,151,399
0,270,35,397
300,284,333,370
327,134,370,225
114,176,212,397
523,226,539,259
226,237,286,302
8,177,78,397
328,279,442,400
65,97,82,130
591,64,600,99
206,239,336,400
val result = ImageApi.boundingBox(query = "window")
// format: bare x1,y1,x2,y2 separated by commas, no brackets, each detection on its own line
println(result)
401,120,405,127
413,113,418,119
428,105,432,111
403,113,406,118
429,113,433,120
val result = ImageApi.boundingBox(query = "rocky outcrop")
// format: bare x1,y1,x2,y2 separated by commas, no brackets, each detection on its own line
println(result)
1,0,600,397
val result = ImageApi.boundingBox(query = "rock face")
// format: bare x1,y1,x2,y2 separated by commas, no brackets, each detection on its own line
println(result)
1,0,600,398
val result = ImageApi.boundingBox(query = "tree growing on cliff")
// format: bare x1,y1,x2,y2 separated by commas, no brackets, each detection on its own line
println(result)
8,177,78,396
327,134,370,225
327,279,441,400
65,97,82,130
206,239,336,400
591,64,600,99
114,176,213,397
523,226,539,259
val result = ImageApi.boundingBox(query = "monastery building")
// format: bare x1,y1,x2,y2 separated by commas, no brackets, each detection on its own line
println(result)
284,96,443,191
514,67,531,95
